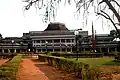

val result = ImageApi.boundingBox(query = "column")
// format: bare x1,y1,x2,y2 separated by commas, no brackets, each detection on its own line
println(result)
108,48,110,53
65,39,67,52
8,49,10,53
70,39,72,52
14,49,16,53
36,49,38,53
2,49,4,53
60,39,62,52
52,40,54,52
53,48,54,52
41,49,42,52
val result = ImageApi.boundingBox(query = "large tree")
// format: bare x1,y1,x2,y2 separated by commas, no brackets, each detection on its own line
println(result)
23,0,120,35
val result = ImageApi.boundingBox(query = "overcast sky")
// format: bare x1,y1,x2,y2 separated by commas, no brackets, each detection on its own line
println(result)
0,0,115,38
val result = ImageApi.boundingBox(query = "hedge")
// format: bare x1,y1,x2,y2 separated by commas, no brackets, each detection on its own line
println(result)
38,54,100,80
0,54,23,80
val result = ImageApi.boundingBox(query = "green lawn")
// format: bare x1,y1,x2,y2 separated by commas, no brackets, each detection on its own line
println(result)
68,57,120,67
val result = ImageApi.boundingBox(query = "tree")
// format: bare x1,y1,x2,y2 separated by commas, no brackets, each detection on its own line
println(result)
110,29,120,38
23,0,120,35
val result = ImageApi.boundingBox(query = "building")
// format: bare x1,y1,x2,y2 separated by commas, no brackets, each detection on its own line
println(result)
29,22,88,52
0,22,119,53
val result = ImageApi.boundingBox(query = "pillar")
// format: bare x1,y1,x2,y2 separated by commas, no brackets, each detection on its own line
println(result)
52,40,54,52
108,48,109,53
65,39,67,52
70,39,72,52
66,48,67,52
53,49,54,52
36,49,38,53
14,49,16,53
41,49,42,52
8,49,10,53
60,39,62,52
2,49,4,53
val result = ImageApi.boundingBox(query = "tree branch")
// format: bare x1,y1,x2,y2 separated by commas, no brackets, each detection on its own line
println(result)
103,0,120,24
98,10,120,36
112,0,120,7
98,0,104,5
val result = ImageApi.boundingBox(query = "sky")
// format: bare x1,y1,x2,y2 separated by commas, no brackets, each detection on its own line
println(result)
0,0,116,38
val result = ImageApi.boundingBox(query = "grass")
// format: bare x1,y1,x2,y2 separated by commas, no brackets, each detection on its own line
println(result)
67,57,120,67
67,57,120,74
0,54,23,80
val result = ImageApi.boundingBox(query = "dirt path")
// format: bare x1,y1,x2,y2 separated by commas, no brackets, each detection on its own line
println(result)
0,59,8,65
17,59,49,80
17,58,78,80
32,59,78,80
100,66,120,80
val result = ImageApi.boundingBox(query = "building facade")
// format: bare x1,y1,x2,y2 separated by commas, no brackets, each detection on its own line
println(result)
0,22,119,53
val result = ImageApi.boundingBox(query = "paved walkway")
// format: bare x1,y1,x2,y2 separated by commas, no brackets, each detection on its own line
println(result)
17,59,49,80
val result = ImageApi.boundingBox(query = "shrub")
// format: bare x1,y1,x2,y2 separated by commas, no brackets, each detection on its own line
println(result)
38,54,99,80
0,54,23,80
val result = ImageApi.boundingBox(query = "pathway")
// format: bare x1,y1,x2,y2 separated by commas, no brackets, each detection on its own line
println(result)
17,58,78,80
17,59,49,80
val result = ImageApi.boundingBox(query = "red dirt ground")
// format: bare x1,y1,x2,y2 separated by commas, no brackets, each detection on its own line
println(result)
17,58,78,80
17,58,120,80
17,59,49,80
100,66,120,80
0,59,9,65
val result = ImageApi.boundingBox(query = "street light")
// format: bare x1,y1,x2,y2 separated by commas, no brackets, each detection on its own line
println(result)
45,41,48,53
11,40,14,56
74,29,82,60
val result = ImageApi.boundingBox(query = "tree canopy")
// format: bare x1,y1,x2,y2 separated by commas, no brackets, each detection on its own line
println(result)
23,0,120,35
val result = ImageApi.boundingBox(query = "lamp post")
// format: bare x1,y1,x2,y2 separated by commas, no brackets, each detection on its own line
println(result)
11,40,14,56
45,41,48,53
74,29,82,60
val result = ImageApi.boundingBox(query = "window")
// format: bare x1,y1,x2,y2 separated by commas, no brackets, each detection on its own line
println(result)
66,39,70,43
54,39,60,43
36,40,40,43
47,40,52,43
61,39,65,42
72,39,74,42
41,40,45,43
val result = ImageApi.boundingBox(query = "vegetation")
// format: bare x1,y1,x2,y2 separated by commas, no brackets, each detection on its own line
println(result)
38,54,101,80
0,54,23,80
38,53,120,79
72,57,114,66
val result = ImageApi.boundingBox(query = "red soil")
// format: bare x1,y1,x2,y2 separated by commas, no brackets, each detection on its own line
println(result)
17,58,78,80
0,59,9,65
17,59,49,80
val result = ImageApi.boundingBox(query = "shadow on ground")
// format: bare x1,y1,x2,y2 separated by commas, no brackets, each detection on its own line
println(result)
31,59,79,80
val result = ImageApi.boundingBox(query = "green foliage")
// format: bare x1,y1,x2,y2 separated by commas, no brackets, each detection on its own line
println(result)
0,54,23,80
38,54,99,80
76,57,114,67
112,51,120,55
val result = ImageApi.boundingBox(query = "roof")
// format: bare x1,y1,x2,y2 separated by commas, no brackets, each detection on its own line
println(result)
44,22,68,31
30,30,74,36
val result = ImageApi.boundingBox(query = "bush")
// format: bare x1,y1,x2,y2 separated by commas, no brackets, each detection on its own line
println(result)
38,54,100,80
112,51,120,55
0,54,23,80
